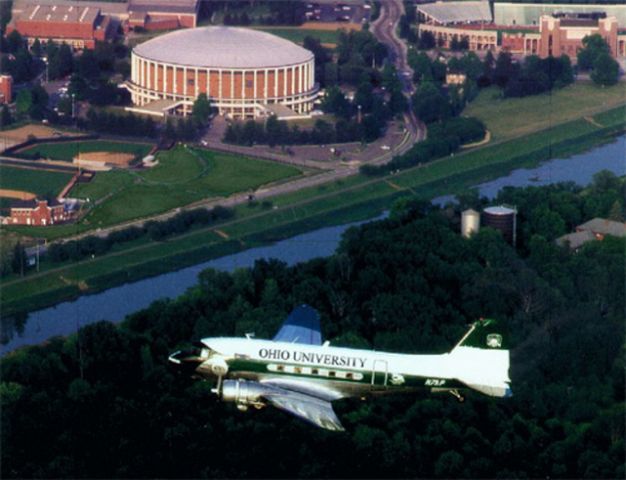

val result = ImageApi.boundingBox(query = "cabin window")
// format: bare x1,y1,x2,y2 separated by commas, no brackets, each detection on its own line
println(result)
311,368,319,375
329,371,336,378
346,372,353,379
276,365,284,372
294,367,302,374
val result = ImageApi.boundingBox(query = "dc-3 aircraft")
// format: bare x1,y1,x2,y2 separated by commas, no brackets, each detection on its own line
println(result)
169,305,511,431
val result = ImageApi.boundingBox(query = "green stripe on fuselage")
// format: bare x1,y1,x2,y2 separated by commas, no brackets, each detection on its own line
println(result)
226,358,465,393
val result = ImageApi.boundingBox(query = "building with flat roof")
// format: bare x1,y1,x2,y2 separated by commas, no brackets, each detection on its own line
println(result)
127,0,199,30
125,26,318,119
7,4,115,49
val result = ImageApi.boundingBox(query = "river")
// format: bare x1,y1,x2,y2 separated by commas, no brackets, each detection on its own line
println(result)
2,135,624,355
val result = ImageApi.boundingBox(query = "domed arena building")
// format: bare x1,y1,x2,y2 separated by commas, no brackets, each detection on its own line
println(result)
125,26,318,119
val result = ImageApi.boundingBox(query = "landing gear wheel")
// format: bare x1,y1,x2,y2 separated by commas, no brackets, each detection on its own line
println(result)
449,389,465,403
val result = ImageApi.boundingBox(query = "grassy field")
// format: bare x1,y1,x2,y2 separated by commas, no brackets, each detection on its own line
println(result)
463,82,626,142
17,146,302,232
2,104,624,315
17,140,153,161
0,166,74,197
251,27,342,45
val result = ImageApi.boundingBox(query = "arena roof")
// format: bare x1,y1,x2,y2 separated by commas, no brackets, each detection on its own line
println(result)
133,27,314,69
418,1,492,24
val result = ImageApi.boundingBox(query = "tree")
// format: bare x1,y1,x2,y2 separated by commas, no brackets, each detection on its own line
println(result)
15,89,32,117
590,53,619,86
11,242,27,276
5,30,23,54
48,43,74,80
577,34,610,71
411,81,449,124
321,86,351,119
494,51,515,88
192,93,212,124
76,50,100,80
31,38,42,57
0,104,12,127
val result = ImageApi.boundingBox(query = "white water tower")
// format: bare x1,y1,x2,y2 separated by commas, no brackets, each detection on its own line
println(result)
461,209,480,238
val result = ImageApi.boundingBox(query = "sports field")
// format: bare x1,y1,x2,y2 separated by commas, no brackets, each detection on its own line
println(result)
463,82,626,142
0,166,74,198
17,140,153,161
70,146,302,227
251,27,342,45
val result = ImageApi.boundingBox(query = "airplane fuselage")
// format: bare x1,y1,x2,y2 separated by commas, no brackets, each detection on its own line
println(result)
195,337,498,399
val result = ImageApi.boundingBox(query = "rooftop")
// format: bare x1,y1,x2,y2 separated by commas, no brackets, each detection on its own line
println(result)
417,1,492,25
577,218,626,237
128,0,199,15
556,230,596,249
133,26,314,69
20,4,100,23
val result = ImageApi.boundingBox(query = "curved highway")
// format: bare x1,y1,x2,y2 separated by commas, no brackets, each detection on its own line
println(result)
371,0,425,142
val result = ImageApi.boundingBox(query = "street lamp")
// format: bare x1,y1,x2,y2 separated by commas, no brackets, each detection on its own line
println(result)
357,104,362,124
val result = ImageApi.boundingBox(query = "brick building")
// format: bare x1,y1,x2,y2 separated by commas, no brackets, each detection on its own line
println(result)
127,0,199,31
7,4,114,49
416,2,626,60
532,15,623,59
0,75,12,104
7,198,68,226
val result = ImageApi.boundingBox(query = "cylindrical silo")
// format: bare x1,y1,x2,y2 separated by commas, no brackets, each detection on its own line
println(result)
483,206,517,245
461,208,480,238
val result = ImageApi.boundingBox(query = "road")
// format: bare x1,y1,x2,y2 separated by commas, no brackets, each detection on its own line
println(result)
370,0,425,142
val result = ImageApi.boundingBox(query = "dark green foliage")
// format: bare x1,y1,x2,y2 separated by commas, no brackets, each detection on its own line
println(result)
2,181,624,478
335,30,388,85
83,109,156,138
490,52,574,98
192,93,212,124
361,116,486,176
10,242,26,276
411,81,450,124
47,206,233,263
1,32,36,83
577,34,610,71
224,113,387,146
590,53,619,87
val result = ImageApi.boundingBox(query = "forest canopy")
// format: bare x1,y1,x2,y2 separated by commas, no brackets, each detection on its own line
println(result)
1,174,624,478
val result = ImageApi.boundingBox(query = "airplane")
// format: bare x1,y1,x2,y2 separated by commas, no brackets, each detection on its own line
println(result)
169,305,512,431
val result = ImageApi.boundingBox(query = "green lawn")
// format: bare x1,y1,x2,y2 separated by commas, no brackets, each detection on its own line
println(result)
68,146,301,228
251,27,343,45
0,166,74,197
18,140,153,161
463,82,626,142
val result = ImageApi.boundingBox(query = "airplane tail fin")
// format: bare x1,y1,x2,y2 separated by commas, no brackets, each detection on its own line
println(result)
448,318,512,398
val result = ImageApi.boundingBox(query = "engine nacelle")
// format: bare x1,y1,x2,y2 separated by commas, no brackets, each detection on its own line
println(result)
197,355,229,378
221,380,274,408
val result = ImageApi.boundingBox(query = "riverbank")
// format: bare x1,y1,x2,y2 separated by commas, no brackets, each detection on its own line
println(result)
1,104,624,317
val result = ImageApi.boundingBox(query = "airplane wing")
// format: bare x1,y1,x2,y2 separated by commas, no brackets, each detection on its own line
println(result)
262,388,345,432
259,376,345,431
273,305,322,345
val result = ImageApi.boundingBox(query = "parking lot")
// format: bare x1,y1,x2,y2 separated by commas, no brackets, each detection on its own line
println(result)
305,1,371,24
